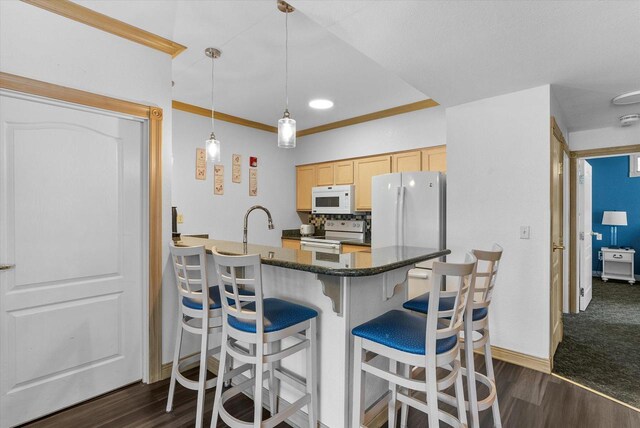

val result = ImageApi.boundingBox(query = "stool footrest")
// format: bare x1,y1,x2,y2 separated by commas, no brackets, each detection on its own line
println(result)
397,390,464,428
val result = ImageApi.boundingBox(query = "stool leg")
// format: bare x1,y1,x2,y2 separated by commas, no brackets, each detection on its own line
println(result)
195,315,210,428
400,364,409,428
268,341,281,416
464,321,480,428
211,324,228,428
454,350,468,427
254,339,264,428
224,352,234,388
352,337,365,428
166,311,184,412
306,318,318,428
425,359,439,428
388,359,398,428
484,330,502,428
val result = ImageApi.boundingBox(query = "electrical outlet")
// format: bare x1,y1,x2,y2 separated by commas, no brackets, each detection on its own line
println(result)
596,233,602,241
177,214,184,224
520,226,530,239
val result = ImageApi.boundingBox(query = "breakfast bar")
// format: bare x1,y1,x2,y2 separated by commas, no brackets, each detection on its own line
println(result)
177,236,449,428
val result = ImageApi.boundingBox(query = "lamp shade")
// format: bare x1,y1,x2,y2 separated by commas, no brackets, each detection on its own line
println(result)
602,211,627,226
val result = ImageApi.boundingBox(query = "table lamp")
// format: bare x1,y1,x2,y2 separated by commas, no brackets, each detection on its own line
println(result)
602,211,627,248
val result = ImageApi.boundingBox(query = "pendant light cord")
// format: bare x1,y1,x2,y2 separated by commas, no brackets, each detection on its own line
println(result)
211,55,215,132
285,9,289,112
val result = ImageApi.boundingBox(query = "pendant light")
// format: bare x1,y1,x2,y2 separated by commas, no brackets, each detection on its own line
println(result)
277,1,296,148
205,47,221,162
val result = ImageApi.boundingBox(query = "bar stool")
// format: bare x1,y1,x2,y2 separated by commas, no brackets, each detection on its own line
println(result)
210,247,319,428
167,243,230,428
403,244,503,427
352,254,477,428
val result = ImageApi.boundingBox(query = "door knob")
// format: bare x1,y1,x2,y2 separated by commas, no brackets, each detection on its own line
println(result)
553,243,565,251
0,264,15,271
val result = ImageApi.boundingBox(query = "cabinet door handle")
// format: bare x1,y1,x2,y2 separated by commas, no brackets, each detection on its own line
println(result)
612,254,623,259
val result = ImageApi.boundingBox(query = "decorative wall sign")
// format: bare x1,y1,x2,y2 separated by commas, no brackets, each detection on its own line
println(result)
249,167,257,196
232,153,241,183
196,148,206,180
249,156,258,168
214,164,224,195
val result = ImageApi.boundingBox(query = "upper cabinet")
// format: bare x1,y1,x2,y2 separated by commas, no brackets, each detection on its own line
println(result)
354,155,392,211
392,150,421,173
421,146,447,172
295,146,446,212
334,160,354,185
316,163,335,186
296,165,316,211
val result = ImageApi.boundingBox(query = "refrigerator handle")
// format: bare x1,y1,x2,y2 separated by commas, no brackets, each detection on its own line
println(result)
395,186,401,246
398,185,406,247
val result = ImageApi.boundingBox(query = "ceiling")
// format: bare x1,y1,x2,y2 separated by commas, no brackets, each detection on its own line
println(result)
77,1,640,133
76,0,428,129
290,0,640,132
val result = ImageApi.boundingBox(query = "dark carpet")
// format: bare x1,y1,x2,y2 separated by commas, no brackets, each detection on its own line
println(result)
554,277,640,409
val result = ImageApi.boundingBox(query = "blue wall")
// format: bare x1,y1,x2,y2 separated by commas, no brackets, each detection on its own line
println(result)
590,155,640,275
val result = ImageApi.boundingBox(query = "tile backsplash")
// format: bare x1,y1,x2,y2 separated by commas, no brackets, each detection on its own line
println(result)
307,213,372,232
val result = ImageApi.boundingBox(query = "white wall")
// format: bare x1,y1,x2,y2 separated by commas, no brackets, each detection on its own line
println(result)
446,85,552,359
294,106,446,164
171,109,299,245
569,125,640,151
1,1,174,374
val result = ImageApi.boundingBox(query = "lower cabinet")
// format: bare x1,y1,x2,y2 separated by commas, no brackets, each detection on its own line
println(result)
281,239,301,250
342,244,369,254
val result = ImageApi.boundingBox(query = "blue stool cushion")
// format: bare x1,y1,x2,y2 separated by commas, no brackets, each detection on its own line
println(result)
351,310,457,355
228,298,318,333
403,293,488,321
182,286,253,310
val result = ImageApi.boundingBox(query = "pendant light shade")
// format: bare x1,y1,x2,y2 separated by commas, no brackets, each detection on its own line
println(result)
206,132,221,163
277,1,296,148
278,111,296,149
205,47,222,162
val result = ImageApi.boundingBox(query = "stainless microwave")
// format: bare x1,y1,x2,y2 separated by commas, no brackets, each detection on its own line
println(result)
311,185,356,214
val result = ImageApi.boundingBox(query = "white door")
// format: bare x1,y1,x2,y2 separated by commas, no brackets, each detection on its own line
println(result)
0,93,144,427
579,159,593,311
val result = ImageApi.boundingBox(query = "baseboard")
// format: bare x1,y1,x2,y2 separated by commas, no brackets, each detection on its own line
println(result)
476,345,552,374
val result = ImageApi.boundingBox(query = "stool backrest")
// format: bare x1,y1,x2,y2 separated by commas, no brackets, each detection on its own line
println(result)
428,253,477,346
211,247,263,333
169,243,211,311
472,244,503,308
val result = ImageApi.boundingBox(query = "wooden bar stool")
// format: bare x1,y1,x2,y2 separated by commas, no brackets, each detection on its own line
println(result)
403,244,503,427
210,247,319,428
167,243,243,428
352,254,477,428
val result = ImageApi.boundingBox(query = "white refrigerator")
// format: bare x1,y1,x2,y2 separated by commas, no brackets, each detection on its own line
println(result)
371,171,446,296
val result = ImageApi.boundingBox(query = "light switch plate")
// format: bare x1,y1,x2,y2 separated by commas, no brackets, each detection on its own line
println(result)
596,233,602,241
520,226,530,239
177,214,184,224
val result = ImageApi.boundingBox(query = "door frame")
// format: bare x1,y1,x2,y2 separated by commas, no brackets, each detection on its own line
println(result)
567,143,640,313
0,72,164,383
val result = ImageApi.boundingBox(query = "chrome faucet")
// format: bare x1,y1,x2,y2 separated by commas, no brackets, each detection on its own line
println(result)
243,205,274,247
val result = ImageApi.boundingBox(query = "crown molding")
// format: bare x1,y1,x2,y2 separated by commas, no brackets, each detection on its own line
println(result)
172,100,278,134
173,99,440,137
21,0,187,58
297,99,439,137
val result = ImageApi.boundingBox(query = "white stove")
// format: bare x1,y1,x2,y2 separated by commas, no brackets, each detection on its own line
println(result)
300,220,366,253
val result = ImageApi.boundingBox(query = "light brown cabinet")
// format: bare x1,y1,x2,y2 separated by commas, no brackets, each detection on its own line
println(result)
354,155,391,211
342,244,369,254
421,146,447,172
334,160,354,185
392,150,422,173
296,165,316,211
315,163,335,186
281,238,301,250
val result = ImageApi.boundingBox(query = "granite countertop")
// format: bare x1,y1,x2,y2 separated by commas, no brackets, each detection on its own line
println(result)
281,229,371,247
177,236,449,277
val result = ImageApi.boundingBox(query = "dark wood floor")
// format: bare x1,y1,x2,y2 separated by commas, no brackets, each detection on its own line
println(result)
23,356,640,428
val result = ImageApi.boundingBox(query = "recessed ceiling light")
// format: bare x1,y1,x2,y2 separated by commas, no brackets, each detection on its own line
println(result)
309,99,334,110
612,90,640,105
